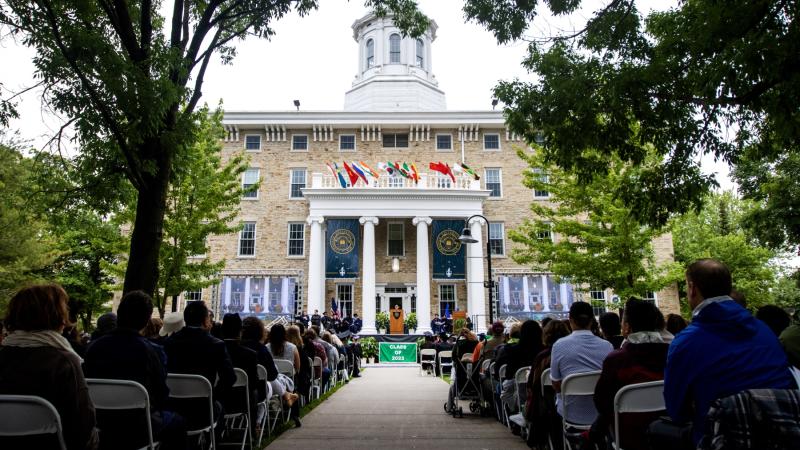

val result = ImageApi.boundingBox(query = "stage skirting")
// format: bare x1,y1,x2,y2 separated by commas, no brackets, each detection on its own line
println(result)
359,334,422,343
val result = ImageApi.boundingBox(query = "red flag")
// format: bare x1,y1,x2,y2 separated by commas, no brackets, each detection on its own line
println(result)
430,161,455,183
442,161,456,183
342,161,359,186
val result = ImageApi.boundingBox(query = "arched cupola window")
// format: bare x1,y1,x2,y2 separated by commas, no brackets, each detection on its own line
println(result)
366,39,375,67
416,39,424,66
389,33,401,63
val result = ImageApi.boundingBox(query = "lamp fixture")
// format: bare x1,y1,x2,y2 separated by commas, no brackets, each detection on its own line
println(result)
491,98,499,110
293,99,300,111
459,227,478,244
391,257,400,273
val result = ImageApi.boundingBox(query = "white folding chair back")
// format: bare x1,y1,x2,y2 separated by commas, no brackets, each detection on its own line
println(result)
0,395,66,450
311,357,323,399
498,363,507,380
223,368,251,450
438,351,453,379
166,373,216,450
541,368,552,396
420,349,436,376
255,364,271,445
86,378,156,450
613,380,665,450
480,358,492,374
274,359,295,378
508,366,532,432
561,371,601,450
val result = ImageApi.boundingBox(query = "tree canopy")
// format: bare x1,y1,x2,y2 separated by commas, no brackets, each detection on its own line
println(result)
509,146,678,300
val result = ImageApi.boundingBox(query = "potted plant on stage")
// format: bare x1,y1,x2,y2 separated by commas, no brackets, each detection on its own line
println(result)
361,337,378,364
405,312,418,334
533,302,544,312
376,312,389,334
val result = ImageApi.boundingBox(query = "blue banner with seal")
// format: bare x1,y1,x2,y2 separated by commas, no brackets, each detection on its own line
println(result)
432,219,465,280
326,219,360,278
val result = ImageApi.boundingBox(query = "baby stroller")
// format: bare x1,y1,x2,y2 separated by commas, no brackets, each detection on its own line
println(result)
444,336,487,418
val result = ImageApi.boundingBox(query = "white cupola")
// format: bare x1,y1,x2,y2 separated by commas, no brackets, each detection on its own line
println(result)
344,11,446,111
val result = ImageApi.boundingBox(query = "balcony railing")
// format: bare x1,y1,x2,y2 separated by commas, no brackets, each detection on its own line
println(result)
310,172,482,191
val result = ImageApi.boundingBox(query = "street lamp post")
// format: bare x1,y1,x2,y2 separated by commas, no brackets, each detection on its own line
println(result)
459,214,494,326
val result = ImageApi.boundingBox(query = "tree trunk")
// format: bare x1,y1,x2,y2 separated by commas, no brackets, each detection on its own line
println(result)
171,294,179,313
123,148,172,296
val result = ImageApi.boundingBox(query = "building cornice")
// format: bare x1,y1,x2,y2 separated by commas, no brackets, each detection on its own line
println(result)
223,110,505,128
302,188,491,202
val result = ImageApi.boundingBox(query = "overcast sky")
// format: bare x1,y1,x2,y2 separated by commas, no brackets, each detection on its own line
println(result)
1,0,732,188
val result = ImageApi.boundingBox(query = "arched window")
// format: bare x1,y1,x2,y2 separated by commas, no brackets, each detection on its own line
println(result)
389,33,401,63
366,39,375,67
416,39,424,66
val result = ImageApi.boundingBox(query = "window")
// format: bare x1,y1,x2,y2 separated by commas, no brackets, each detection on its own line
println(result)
389,33,401,63
643,291,657,305
366,38,375,67
489,223,505,256
292,135,308,151
244,135,261,151
337,284,354,317
590,288,607,302
536,223,553,241
238,222,256,256
387,176,405,188
416,39,424,66
184,290,202,302
242,168,259,199
387,222,404,256
290,169,306,199
483,133,500,150
439,284,456,317
436,134,452,151
533,168,550,198
287,223,305,256
339,134,356,151
382,133,408,148
485,168,502,197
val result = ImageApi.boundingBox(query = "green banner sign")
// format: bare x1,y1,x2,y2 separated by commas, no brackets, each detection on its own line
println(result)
378,342,418,363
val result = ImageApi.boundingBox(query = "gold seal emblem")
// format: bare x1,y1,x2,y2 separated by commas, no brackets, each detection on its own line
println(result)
436,229,462,255
330,229,356,254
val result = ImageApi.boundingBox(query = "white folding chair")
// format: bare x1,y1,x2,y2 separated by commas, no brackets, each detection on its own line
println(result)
541,368,554,450
420,349,437,376
480,358,492,374
0,395,66,450
221,368,252,450
274,359,294,378
497,364,509,425
561,371,601,450
255,365,272,446
311,357,323,400
86,378,158,450
508,366,531,435
613,380,665,450
438,350,453,379
166,373,217,450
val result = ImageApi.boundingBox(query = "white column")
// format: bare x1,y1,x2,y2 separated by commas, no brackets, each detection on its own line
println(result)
413,216,433,334
468,219,487,333
541,275,550,312
503,276,511,312
561,283,570,310
522,276,531,312
281,277,290,314
224,277,232,311
360,216,379,334
319,222,326,312
306,216,325,315
244,277,251,312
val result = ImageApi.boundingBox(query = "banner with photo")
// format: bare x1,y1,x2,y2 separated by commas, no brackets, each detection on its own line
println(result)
326,219,360,278
431,219,466,280
220,276,296,316
496,274,576,313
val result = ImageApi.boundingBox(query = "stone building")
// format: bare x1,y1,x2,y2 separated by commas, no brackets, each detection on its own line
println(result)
194,11,680,333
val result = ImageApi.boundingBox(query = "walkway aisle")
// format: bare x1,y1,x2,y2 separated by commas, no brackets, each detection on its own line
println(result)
268,365,530,450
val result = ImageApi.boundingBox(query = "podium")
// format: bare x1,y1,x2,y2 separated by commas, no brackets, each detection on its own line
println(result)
390,307,404,334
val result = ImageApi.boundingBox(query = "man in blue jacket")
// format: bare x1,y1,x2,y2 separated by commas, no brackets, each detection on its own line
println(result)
664,259,794,444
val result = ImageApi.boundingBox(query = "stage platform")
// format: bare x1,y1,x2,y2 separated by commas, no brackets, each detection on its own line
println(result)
358,334,423,343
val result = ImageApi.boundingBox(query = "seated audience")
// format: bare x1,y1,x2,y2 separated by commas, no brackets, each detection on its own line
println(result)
265,324,301,409
434,332,454,376
780,316,800,369
492,322,521,378
551,301,613,427
220,314,259,420
91,312,117,342
526,320,571,449
472,321,505,364
163,300,236,426
592,298,669,450
84,291,186,450
420,334,437,374
304,328,330,388
665,313,688,336
496,320,543,417
0,284,98,450
240,316,279,400
446,319,479,412
756,304,792,337
287,325,313,402
599,312,624,349
665,259,794,444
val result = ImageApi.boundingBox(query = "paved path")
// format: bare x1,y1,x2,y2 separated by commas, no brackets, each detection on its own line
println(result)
267,365,529,450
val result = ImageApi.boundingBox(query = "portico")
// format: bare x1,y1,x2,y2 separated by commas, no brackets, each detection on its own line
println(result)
303,172,491,334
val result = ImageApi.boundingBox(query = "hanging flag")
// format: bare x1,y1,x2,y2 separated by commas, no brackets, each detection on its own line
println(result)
350,161,369,184
395,162,411,179
326,219,360,278
331,298,339,315
410,163,420,183
333,162,348,188
326,162,338,178
432,219,466,280
359,161,379,178
444,303,451,319
381,161,396,176
452,163,464,176
460,162,481,180
342,161,360,186
402,162,418,183
430,161,455,183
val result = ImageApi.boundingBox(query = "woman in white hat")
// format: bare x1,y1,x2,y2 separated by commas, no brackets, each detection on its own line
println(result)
159,312,185,338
